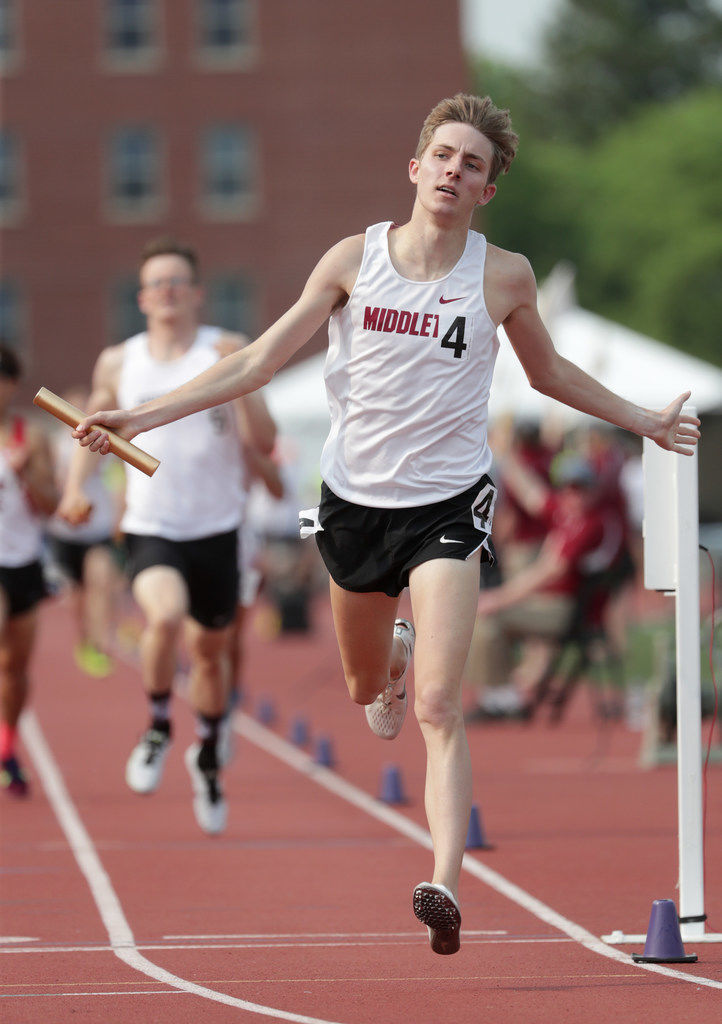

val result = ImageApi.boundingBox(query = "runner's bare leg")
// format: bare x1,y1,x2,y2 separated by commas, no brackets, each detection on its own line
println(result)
328,580,406,704
408,553,481,899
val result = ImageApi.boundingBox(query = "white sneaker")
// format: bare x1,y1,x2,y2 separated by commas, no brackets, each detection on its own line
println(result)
365,619,415,740
125,728,172,794
184,743,227,836
412,882,462,955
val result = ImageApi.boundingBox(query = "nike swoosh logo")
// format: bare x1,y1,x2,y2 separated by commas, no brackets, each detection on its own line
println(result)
439,295,466,304
440,536,464,544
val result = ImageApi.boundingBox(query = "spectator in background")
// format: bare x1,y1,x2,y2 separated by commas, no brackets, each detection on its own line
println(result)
46,386,124,678
579,424,637,655
490,415,557,578
0,344,58,796
464,451,606,720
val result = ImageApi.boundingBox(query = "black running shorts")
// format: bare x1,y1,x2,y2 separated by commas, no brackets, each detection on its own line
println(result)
0,560,47,617
312,474,497,597
46,535,115,585
124,529,239,629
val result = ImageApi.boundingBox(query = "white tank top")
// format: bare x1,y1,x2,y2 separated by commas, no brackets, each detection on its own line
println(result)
118,326,245,541
320,222,499,507
0,419,44,566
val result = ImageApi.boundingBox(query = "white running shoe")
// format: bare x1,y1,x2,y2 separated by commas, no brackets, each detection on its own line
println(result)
184,743,228,836
412,882,462,955
125,728,172,794
365,618,415,740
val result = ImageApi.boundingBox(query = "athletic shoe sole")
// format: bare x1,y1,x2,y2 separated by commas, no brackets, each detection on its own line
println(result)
413,882,461,955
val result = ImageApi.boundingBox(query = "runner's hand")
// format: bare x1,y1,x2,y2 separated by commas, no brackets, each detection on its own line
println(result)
57,489,93,526
72,409,136,455
648,393,700,455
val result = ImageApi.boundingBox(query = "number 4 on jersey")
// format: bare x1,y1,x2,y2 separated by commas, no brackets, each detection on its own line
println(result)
439,316,467,359
472,481,497,532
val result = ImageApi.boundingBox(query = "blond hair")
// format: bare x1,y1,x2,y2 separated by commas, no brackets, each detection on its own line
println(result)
416,94,518,183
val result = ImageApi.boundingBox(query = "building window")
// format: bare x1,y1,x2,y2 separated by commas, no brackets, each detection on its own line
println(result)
107,126,163,219
195,0,257,69
200,124,257,218
109,277,146,343
0,280,23,349
104,0,160,69
206,274,255,336
0,131,22,221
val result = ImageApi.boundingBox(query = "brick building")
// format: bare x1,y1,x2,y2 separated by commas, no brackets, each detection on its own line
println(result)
0,0,468,398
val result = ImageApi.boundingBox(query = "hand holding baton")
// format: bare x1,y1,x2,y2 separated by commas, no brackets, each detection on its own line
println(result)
33,387,160,477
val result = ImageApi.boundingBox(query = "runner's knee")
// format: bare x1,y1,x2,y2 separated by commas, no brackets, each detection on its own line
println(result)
186,626,228,670
345,669,388,705
414,686,462,732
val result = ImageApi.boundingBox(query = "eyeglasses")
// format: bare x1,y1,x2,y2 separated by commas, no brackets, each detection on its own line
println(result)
141,276,196,291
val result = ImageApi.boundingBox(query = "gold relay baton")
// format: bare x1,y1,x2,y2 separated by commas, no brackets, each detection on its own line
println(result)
33,387,160,478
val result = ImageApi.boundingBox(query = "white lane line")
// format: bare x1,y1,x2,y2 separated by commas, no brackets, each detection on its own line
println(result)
20,711,347,1024
603,932,722,944
236,712,722,991
2,937,572,955
0,937,38,944
163,930,507,939
2,990,185,999
0,969,648,1000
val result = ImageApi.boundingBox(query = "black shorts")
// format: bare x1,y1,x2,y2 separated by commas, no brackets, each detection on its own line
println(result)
124,530,239,629
313,474,497,598
46,535,115,585
0,560,47,618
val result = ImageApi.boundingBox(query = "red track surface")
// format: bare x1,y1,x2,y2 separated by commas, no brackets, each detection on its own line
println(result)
2,596,720,1022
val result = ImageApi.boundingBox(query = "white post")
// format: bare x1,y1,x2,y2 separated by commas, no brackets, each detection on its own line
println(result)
642,411,705,941
673,428,705,940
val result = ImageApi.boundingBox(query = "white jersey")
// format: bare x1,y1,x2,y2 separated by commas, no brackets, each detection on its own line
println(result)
118,326,245,541
0,419,44,566
320,222,499,507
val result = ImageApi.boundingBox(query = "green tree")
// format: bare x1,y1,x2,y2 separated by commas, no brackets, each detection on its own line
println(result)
538,0,722,142
575,91,722,363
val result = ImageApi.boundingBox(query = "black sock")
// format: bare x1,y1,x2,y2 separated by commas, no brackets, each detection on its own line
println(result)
196,714,223,770
149,692,172,734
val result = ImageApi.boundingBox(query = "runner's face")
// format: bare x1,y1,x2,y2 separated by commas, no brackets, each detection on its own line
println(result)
410,123,496,220
138,255,203,326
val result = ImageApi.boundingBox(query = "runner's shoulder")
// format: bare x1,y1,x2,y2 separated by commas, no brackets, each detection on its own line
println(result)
90,341,125,399
322,233,366,272
310,233,365,299
485,245,537,302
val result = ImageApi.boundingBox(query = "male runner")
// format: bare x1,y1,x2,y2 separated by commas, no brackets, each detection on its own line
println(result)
59,238,276,834
0,344,58,796
72,96,700,948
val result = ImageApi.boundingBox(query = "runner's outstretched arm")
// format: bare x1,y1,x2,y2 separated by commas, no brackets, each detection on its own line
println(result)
502,257,701,454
